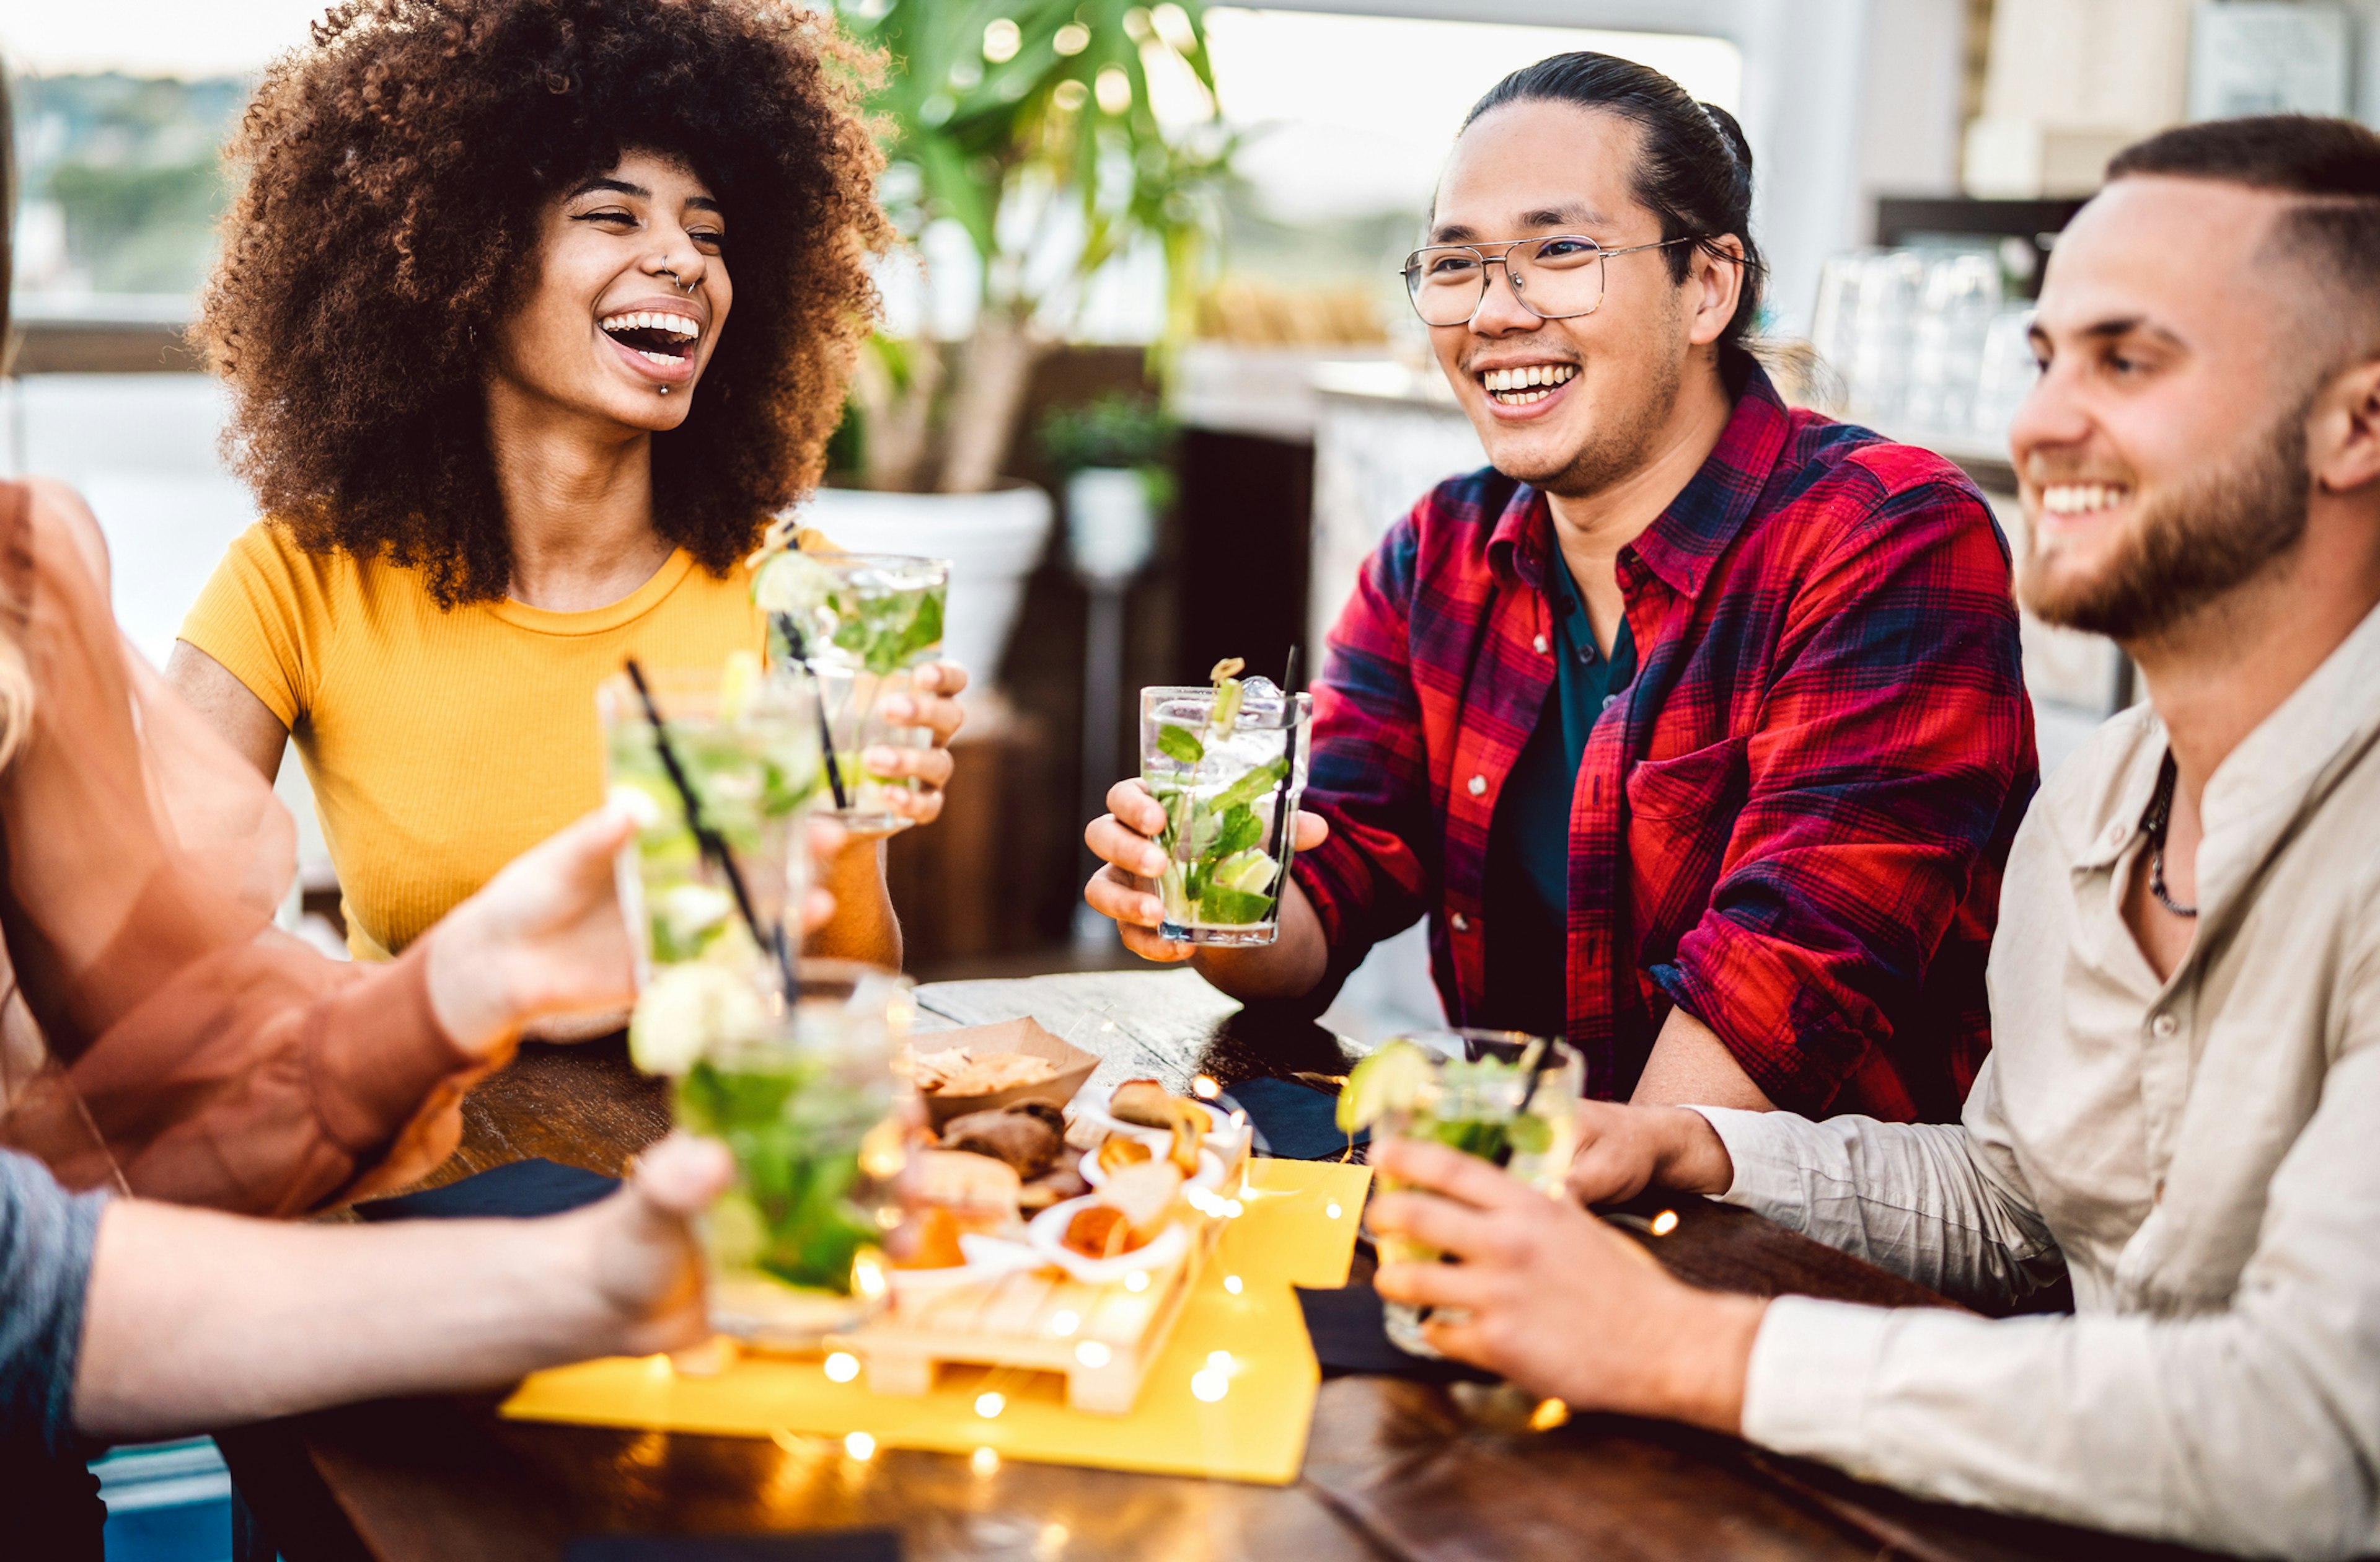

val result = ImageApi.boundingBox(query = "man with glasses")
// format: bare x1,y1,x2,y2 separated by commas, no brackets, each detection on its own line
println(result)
1085,53,2035,1121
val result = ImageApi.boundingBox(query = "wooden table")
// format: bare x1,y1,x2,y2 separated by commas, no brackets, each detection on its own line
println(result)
219,973,2218,1562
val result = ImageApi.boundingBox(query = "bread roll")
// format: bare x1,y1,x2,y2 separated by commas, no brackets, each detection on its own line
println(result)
941,1106,1062,1179
913,1149,1021,1233
1108,1079,1178,1131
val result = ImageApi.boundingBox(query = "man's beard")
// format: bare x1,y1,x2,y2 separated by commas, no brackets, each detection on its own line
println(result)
2020,399,2312,642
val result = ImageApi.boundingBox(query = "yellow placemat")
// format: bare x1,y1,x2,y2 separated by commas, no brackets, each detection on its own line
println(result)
501,1159,1372,1485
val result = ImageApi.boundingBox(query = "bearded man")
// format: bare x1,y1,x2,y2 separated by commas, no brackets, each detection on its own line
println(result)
1084,52,2037,1121
1364,114,2380,1558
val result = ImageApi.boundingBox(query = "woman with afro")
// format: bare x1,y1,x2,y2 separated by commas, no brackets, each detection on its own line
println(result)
168,0,961,982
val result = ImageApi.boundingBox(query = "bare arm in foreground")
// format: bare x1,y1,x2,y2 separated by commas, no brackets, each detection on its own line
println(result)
73,1134,729,1441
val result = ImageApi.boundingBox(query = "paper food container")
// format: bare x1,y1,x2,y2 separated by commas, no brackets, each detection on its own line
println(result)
910,1017,1100,1130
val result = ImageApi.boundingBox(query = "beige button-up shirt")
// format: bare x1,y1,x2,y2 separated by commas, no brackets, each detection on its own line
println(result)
1697,601,2380,1559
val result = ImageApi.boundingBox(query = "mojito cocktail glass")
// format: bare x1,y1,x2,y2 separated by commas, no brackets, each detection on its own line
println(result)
664,960,915,1350
599,661,822,1003
1356,1031,1584,1358
752,549,950,834
1140,679,1313,946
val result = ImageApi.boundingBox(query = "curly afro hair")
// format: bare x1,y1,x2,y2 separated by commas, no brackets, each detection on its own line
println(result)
196,0,889,606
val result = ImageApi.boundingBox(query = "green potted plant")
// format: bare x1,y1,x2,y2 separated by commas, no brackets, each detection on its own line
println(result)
1040,392,1175,582
802,0,1230,686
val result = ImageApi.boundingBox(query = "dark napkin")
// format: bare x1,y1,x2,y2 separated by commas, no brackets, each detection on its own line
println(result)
1295,1283,1496,1385
565,1530,900,1562
355,1157,621,1222
1227,1075,1366,1161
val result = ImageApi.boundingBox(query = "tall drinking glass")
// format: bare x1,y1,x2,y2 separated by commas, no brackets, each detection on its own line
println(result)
752,550,951,833
665,960,915,1350
1360,1031,1584,1358
1139,682,1313,945
599,662,822,998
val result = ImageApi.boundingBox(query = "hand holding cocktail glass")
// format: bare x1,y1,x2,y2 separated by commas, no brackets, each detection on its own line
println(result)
864,659,969,827
754,549,954,834
1084,782,1330,964
1083,660,1328,973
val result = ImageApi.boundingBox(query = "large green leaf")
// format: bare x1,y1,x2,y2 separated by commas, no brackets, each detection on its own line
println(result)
838,0,1230,337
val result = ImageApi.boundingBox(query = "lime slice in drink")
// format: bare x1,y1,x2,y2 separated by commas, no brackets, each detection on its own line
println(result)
607,780,666,832
656,883,735,952
1159,863,1194,924
718,648,763,722
1504,1112,1553,1157
628,963,766,1075
1210,847,1277,895
702,1187,769,1268
1198,886,1273,924
1337,1039,1431,1135
752,548,833,619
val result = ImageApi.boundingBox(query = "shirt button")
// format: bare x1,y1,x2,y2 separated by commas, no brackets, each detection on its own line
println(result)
2151,1013,2179,1038
1533,633,1549,654
2104,823,2128,849
1450,912,1470,932
1602,694,1619,711
1467,774,1487,797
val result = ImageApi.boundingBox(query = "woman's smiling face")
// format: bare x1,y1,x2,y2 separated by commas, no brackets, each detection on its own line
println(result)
491,149,734,432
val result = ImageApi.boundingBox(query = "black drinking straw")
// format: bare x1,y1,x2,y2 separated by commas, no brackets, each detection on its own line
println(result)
771,611,850,811
1493,1036,1559,1169
1263,644,1303,862
623,658,800,1001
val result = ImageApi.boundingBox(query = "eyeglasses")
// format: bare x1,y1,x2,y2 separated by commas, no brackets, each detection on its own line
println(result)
1400,234,1701,327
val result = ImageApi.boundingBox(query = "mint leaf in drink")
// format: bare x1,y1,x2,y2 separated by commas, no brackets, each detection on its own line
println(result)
829,598,873,661
1155,725,1204,766
1212,805,1262,858
1428,1116,1510,1161
888,586,945,669
1209,755,1289,814
1199,886,1274,924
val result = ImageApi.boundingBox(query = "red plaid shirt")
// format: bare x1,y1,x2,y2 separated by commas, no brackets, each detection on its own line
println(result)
1293,366,2037,1120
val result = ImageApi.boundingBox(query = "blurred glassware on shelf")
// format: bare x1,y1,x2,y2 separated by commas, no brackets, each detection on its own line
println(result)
1972,306,2043,448
1907,250,2002,434
1809,249,1924,429
1809,245,2029,446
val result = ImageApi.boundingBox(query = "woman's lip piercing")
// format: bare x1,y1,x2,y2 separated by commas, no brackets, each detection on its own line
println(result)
650,268,692,390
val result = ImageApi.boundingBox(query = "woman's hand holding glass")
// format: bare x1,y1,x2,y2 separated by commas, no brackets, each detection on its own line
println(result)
425,806,846,1055
858,659,968,828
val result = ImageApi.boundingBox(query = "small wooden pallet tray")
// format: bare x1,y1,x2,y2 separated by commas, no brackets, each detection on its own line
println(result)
838,1238,1203,1414
839,1134,1251,1416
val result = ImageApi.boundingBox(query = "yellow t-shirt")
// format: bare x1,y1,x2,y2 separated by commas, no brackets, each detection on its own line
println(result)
181,523,762,959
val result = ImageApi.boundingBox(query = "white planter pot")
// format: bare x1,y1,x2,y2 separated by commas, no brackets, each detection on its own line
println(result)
1064,467,1158,585
794,481,1055,686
